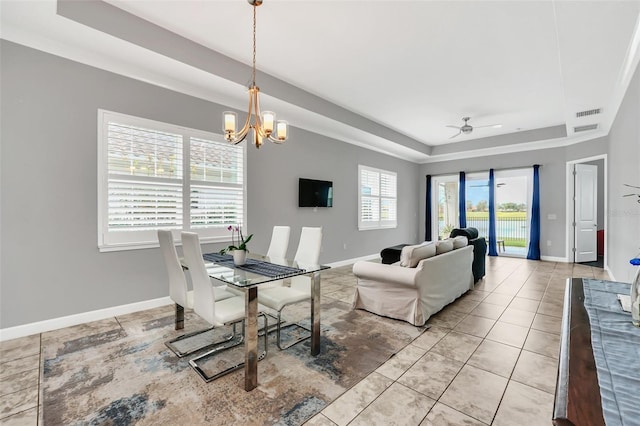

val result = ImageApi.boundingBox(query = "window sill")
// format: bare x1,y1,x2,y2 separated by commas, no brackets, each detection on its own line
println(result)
358,225,398,231
98,235,230,252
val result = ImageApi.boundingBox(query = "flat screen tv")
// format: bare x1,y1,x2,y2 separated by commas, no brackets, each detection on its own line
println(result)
299,178,333,207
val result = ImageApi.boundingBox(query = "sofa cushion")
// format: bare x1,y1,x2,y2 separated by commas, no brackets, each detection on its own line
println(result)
436,239,454,254
400,242,436,267
452,235,468,249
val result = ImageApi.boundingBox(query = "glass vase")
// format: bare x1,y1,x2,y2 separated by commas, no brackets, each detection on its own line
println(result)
631,257,640,327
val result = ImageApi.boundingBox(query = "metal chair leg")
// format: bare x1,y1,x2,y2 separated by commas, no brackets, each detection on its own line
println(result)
166,321,239,358
175,303,185,330
275,304,311,350
189,313,268,383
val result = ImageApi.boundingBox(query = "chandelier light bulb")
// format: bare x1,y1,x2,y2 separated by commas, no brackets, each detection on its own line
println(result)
262,111,275,134
276,121,288,142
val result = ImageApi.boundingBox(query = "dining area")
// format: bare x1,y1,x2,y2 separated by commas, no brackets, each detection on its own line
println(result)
157,226,329,391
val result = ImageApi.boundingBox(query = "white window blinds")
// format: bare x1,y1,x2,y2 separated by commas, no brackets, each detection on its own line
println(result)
189,137,244,229
98,110,246,251
358,165,397,230
106,123,183,232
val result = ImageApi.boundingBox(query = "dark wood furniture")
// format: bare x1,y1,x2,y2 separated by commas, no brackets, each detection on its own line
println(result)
553,278,605,426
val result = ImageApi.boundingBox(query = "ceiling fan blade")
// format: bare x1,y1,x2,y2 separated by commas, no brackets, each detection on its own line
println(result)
474,124,502,129
445,125,461,130
449,130,462,139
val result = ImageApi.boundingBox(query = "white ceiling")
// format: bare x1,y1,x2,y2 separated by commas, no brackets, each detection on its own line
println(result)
2,0,639,163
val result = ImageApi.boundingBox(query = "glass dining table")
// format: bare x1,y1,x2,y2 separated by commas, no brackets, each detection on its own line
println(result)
200,253,330,391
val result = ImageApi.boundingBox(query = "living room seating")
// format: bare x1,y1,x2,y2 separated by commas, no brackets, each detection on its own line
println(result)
380,244,410,264
450,227,486,282
352,239,474,326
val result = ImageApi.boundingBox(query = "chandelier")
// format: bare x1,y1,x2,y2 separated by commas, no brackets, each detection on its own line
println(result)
223,0,288,148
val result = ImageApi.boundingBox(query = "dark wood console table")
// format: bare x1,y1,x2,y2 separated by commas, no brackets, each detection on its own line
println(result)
553,278,605,426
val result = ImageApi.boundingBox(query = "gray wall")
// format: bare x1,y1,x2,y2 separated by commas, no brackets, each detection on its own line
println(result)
607,62,640,282
246,130,421,259
0,41,420,328
418,137,608,258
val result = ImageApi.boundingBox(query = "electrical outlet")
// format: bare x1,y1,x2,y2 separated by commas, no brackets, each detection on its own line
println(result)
343,243,347,250
547,240,552,246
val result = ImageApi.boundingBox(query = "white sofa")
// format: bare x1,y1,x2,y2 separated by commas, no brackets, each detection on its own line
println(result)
351,239,474,326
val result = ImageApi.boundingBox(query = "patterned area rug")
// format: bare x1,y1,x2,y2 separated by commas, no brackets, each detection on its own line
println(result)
41,295,424,425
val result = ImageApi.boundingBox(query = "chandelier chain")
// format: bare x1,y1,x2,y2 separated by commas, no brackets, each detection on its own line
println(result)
252,5,257,87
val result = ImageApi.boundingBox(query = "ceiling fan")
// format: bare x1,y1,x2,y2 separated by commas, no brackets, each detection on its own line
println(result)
446,117,502,139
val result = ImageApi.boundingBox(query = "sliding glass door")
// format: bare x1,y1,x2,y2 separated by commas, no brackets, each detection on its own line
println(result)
465,173,490,239
432,175,458,240
494,169,531,257
430,169,532,256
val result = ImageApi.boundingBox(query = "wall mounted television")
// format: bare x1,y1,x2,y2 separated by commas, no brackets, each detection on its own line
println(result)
298,178,333,207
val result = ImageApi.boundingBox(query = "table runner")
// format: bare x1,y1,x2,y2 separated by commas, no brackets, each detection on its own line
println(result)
203,252,305,278
582,278,640,426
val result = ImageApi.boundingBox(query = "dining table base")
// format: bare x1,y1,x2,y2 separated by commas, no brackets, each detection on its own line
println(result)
242,270,323,391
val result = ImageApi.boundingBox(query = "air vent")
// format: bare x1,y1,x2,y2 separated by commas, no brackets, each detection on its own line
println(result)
574,124,599,132
576,108,602,118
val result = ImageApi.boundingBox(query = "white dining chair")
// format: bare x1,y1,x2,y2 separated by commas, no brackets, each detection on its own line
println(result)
289,227,323,292
158,229,237,336
258,227,323,349
181,232,269,382
266,226,290,260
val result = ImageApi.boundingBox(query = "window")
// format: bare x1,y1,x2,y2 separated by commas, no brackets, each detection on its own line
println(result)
429,169,531,255
358,165,397,230
465,173,490,238
98,110,245,251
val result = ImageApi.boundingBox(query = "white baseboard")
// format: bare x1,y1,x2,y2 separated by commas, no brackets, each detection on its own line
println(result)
326,253,380,268
540,255,569,263
0,255,379,342
0,296,172,342
605,267,616,281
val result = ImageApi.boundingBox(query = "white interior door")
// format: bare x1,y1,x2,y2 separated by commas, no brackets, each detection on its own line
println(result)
574,164,598,262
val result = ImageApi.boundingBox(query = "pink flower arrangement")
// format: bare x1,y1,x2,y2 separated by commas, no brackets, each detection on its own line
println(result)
220,225,253,255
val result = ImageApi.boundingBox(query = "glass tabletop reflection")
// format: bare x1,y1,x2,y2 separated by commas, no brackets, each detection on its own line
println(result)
202,253,329,288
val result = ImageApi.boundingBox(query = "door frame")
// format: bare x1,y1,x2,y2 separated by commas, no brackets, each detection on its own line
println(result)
431,174,459,240
565,154,607,266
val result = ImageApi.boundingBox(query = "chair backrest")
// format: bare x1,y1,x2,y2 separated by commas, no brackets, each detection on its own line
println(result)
181,232,216,325
158,230,189,308
294,227,323,265
266,226,290,259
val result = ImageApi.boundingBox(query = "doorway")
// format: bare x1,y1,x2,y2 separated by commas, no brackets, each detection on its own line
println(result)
566,155,607,268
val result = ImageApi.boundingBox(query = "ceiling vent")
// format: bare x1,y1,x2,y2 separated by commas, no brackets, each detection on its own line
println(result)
574,124,599,132
576,108,602,118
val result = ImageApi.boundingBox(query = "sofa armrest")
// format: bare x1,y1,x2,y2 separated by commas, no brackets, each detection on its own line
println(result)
352,261,418,287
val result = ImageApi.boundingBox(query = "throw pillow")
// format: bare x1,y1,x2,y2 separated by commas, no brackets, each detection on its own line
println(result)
436,239,454,254
452,235,468,249
400,242,436,267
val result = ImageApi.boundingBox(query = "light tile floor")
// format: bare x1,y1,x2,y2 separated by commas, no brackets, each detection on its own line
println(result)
308,256,610,426
0,256,610,425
